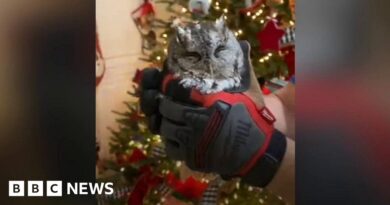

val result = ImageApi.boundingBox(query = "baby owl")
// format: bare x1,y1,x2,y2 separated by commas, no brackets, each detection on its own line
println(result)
167,17,244,94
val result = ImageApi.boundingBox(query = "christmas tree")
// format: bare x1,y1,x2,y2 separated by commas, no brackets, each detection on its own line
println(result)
97,0,294,204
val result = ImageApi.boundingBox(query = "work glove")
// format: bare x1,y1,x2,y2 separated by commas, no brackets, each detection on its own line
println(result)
140,41,286,187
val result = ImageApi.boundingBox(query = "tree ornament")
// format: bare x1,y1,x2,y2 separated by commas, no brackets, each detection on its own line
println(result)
188,0,211,17
257,20,285,52
280,26,295,47
131,0,155,31
281,45,295,80
131,0,158,54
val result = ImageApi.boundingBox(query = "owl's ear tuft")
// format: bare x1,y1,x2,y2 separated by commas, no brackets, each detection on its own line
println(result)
175,26,191,45
215,16,226,30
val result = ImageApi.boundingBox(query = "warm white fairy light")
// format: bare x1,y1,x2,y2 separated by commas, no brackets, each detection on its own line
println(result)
234,193,238,199
246,11,251,16
234,32,238,36
259,58,264,63
272,12,278,18
162,33,168,38
248,186,253,191
252,15,256,20
156,56,161,61
268,53,272,57
290,20,295,26
128,140,134,146
120,167,125,172
164,48,168,54
225,199,229,204
223,15,227,20
236,182,240,189
176,161,182,167
238,29,243,34
260,19,265,24
181,7,187,13
223,8,228,13
259,198,264,204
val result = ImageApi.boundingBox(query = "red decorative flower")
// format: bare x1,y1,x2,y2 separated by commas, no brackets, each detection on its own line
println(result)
166,173,208,200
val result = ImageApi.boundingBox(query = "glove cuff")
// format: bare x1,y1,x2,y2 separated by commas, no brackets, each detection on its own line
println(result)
240,129,287,187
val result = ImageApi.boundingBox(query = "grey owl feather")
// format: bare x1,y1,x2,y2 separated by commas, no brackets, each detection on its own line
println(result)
167,17,244,94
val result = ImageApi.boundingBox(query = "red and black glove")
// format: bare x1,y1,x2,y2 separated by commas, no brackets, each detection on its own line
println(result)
140,41,286,187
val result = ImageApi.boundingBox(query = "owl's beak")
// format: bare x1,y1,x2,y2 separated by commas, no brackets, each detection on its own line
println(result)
209,65,214,78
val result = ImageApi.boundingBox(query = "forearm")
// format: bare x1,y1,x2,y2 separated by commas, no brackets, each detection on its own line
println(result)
263,84,295,204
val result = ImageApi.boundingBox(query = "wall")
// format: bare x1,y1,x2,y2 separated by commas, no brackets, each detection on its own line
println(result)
96,0,145,159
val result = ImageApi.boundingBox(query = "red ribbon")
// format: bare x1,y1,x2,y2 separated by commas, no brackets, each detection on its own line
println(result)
166,173,208,200
128,168,163,205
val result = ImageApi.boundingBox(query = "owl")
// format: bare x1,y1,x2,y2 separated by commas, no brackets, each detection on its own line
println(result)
167,17,244,94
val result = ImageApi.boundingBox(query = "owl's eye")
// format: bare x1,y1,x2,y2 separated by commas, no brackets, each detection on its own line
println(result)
183,52,201,62
214,45,226,57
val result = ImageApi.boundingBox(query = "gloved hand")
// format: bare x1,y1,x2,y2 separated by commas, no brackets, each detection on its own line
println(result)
140,41,287,187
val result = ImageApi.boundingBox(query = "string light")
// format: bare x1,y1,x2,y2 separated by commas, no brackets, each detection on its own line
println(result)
252,15,256,20
260,19,265,24
120,167,125,172
267,53,272,57
164,48,168,54
246,11,251,16
128,140,134,146
225,199,229,204
236,182,240,189
289,20,295,26
162,33,168,38
223,8,228,13
272,13,278,18
181,7,187,13
248,186,253,191
156,56,161,61
223,15,227,20
259,198,264,204
238,29,243,35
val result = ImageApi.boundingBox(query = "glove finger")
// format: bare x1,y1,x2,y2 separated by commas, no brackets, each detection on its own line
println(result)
160,118,191,161
141,68,162,90
140,89,160,116
148,114,162,134
159,97,206,123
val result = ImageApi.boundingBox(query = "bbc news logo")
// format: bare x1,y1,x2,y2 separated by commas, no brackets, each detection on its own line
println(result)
9,181,114,197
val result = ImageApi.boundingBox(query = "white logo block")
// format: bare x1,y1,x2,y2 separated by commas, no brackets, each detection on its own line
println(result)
46,181,62,197
9,181,24,197
27,181,43,197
